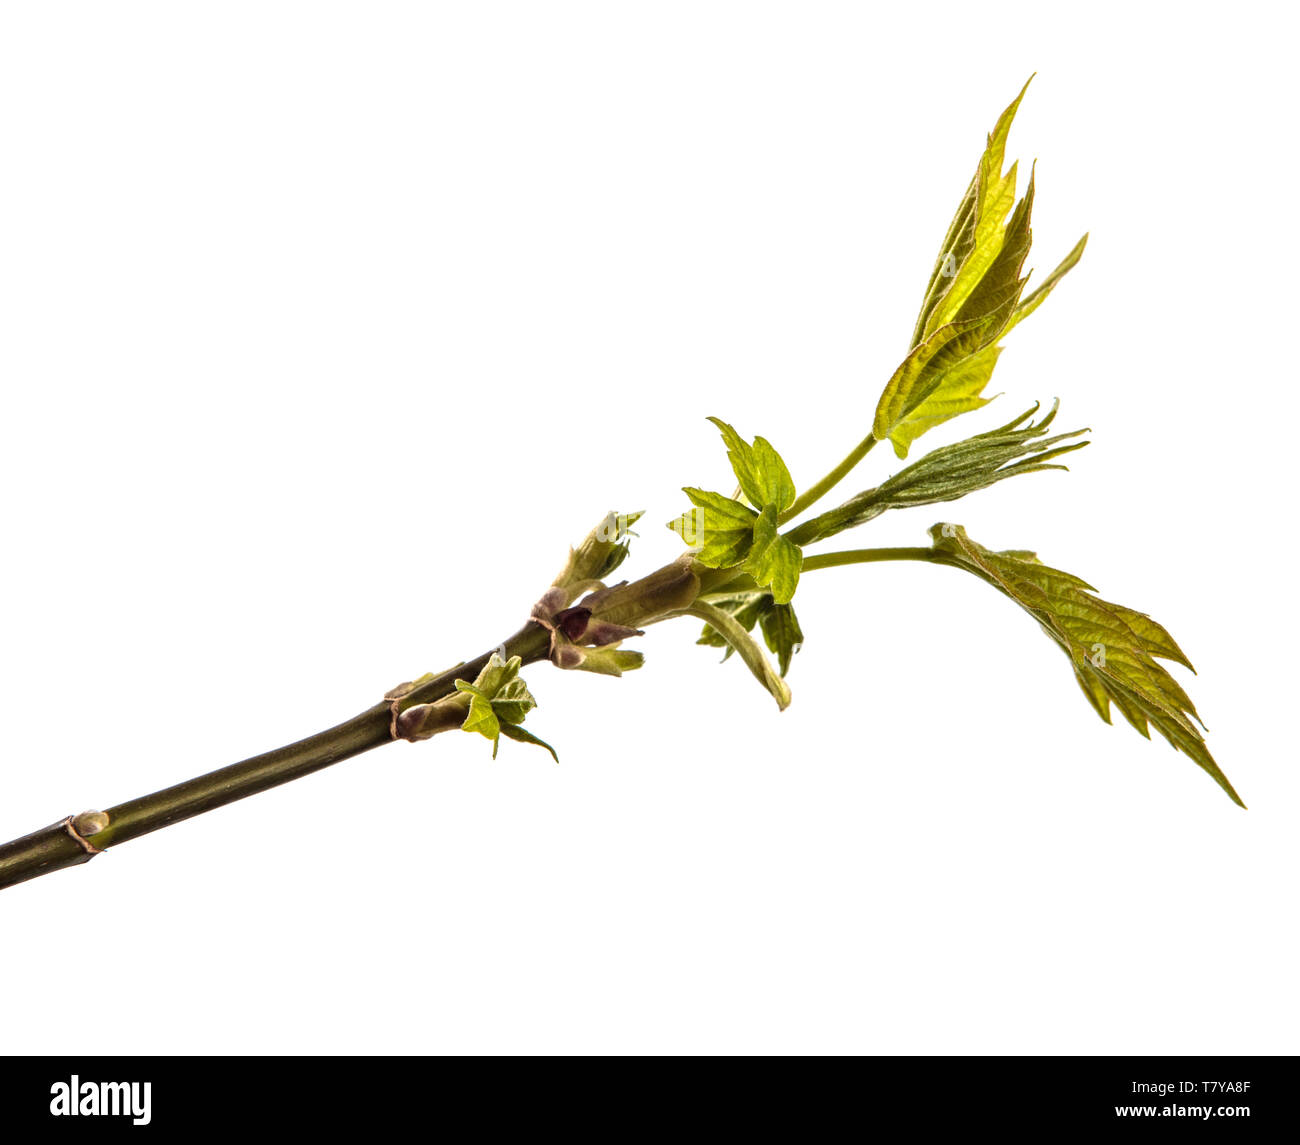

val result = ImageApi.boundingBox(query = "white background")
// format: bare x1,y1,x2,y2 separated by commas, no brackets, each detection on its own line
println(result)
2,2,1296,1055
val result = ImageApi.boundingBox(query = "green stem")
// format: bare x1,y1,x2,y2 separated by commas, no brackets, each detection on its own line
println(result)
697,546,941,604
0,622,552,891
801,546,937,572
780,432,879,525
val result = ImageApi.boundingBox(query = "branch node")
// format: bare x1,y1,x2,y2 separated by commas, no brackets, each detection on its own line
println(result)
65,811,110,855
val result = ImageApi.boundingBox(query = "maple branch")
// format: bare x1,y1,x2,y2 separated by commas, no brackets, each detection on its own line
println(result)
0,623,551,891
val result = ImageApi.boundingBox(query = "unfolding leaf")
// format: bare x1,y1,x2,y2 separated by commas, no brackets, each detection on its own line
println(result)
669,419,804,588
490,676,538,726
669,420,806,603
1008,233,1089,332
462,654,520,703
688,600,791,710
883,340,1002,457
454,683,501,750
913,79,1031,345
499,722,560,763
953,168,1035,331
697,591,773,657
449,654,551,759
554,644,645,676
706,417,796,511
909,172,977,351
696,590,804,679
928,524,1242,807
872,313,1002,456
743,505,802,604
668,487,757,568
792,403,1088,545
759,602,804,677
553,510,646,591
878,81,1086,458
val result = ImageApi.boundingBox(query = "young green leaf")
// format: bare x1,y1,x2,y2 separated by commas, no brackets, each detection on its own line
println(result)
791,402,1088,545
928,524,1242,807
706,417,796,511
1007,233,1089,332
696,591,773,657
445,655,555,761
462,654,521,704
744,505,802,604
881,340,1003,454
668,420,805,602
544,510,647,617
489,676,539,726
688,600,791,709
697,591,804,678
912,78,1031,346
872,313,1003,457
553,644,646,676
499,722,560,764
669,487,758,568
456,683,502,753
759,602,804,678
951,169,1034,332
875,81,1086,458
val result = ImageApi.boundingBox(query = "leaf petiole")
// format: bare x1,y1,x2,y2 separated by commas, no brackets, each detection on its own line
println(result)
778,433,878,525
800,546,937,572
